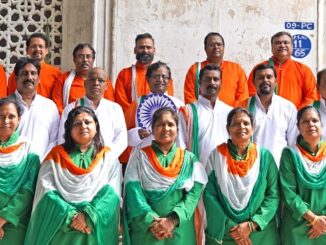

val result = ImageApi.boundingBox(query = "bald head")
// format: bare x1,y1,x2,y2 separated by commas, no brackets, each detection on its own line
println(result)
84,67,108,101
87,67,108,80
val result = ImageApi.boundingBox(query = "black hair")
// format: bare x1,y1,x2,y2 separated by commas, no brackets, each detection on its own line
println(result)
146,61,171,80
73,43,96,59
151,107,178,132
252,63,277,80
296,105,321,144
317,68,326,87
199,63,222,81
0,96,23,117
226,107,255,128
204,32,225,48
135,33,154,45
14,57,40,77
26,33,49,48
271,31,292,45
63,106,104,157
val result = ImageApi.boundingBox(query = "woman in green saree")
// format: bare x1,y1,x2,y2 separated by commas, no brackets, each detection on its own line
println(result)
124,107,207,245
204,107,280,245
25,106,121,245
0,97,40,244
279,105,326,244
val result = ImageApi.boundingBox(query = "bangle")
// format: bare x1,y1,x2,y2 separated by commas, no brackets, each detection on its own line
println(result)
249,221,256,232
248,222,253,233
310,216,319,226
172,217,178,226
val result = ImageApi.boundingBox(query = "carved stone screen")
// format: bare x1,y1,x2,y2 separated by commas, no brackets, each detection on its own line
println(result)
0,0,63,74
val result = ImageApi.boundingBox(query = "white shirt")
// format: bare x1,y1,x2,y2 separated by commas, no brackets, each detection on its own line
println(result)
58,96,128,159
15,91,60,160
251,94,298,167
128,94,184,150
177,95,232,166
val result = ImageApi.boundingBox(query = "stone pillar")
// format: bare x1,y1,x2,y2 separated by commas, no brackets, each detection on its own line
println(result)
93,0,116,80
61,0,95,71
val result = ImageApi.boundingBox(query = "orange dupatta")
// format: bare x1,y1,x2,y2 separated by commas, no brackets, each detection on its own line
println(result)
296,142,326,162
141,146,184,178
44,145,110,175
217,143,258,177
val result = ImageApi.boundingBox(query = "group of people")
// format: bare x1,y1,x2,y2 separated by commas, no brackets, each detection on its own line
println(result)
0,30,325,245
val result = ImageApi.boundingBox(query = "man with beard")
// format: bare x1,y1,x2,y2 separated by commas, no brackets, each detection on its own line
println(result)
248,31,317,109
52,43,115,114
58,67,127,158
7,33,62,99
11,57,59,160
0,65,6,98
178,64,232,166
115,33,174,112
248,63,297,167
184,32,248,107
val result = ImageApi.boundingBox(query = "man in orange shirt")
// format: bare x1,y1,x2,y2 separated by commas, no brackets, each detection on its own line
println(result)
115,33,174,112
7,33,61,99
247,31,317,109
52,43,115,114
0,65,6,98
184,32,248,107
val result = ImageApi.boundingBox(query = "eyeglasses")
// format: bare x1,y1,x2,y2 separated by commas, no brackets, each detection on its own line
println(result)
273,41,291,45
76,54,94,60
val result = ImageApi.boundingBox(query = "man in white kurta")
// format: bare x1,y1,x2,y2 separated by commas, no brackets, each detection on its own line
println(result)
58,67,127,158
177,64,232,166
13,57,59,160
249,63,297,167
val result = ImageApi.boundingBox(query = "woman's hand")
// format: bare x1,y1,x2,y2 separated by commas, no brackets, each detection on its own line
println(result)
70,213,91,234
0,227,4,240
230,222,253,245
307,215,326,239
0,217,8,240
150,217,175,240
0,217,7,228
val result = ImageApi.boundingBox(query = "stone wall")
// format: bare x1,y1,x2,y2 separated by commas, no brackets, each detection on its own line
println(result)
1,0,324,100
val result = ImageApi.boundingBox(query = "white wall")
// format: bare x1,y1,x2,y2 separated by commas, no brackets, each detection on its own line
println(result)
62,0,324,100
110,0,319,100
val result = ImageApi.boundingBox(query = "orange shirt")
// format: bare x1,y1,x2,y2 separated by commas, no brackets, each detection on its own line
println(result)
247,57,317,109
52,70,115,114
0,65,6,98
7,63,62,99
184,60,249,107
115,63,174,112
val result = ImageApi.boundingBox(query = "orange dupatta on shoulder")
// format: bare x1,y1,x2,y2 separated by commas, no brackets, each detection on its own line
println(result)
44,145,110,175
141,146,184,178
296,142,326,162
217,143,258,177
